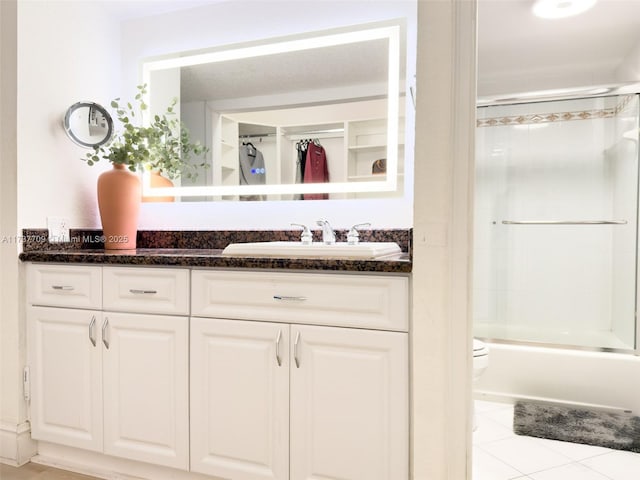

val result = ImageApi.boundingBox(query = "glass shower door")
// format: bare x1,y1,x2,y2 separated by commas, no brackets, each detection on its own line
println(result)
473,94,639,351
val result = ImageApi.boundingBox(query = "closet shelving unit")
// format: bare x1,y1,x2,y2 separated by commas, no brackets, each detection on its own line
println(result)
346,117,405,183
214,115,240,201
211,99,405,199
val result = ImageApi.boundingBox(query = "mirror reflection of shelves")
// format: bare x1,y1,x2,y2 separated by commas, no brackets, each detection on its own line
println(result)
209,99,405,200
346,117,405,199
215,115,239,201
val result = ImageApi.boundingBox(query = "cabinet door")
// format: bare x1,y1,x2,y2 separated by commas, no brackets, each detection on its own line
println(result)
191,317,289,480
27,306,103,452
290,325,408,480
101,312,189,470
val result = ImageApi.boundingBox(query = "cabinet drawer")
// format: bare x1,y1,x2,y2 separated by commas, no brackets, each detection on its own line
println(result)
27,264,102,309
103,267,189,315
192,270,408,332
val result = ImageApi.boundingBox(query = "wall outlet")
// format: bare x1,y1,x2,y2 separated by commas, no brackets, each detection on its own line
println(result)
47,216,70,243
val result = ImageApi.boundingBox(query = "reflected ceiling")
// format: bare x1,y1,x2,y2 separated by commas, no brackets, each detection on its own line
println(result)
180,39,391,103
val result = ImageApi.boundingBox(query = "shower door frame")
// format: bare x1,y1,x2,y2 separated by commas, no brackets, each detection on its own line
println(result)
474,92,640,357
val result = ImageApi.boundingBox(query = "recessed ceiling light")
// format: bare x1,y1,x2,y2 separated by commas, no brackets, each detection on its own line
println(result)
532,0,597,19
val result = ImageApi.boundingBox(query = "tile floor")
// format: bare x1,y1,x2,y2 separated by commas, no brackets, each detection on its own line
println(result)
0,462,98,480
473,400,640,480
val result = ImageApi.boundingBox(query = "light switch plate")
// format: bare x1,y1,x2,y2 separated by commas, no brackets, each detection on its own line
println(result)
47,216,70,243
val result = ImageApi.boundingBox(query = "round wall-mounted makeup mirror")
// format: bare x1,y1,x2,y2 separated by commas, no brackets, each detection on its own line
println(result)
63,101,114,148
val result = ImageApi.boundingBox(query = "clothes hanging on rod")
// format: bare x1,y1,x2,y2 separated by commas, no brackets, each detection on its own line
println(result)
295,140,308,178
294,139,309,201
239,142,266,201
303,140,329,200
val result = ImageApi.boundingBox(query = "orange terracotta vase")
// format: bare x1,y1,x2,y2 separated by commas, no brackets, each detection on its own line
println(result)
97,164,141,250
142,171,175,203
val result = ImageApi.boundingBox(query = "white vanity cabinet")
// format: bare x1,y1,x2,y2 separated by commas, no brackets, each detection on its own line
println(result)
99,311,188,470
27,265,103,451
289,324,408,480
26,263,409,480
190,318,290,480
26,264,190,471
190,269,409,480
27,305,104,452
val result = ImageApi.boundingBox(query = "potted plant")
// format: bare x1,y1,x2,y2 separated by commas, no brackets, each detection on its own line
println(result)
84,84,207,250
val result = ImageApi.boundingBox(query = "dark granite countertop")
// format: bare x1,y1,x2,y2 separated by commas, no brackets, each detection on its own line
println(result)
19,248,411,273
18,229,412,273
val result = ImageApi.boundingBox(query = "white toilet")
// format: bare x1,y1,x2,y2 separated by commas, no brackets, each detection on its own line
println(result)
473,338,489,381
472,339,489,430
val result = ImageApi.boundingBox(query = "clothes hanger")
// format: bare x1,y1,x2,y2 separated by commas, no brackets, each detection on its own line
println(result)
243,141,256,157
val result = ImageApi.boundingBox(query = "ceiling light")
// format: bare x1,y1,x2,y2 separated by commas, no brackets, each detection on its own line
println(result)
532,0,597,19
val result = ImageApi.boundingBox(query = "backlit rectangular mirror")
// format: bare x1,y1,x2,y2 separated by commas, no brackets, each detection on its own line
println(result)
141,22,405,201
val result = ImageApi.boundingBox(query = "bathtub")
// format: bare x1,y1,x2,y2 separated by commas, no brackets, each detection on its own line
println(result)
474,342,640,414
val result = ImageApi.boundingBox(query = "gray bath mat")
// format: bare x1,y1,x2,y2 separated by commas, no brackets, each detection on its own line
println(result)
513,400,640,453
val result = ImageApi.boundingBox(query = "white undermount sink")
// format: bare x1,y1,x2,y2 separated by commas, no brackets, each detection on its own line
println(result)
221,241,402,259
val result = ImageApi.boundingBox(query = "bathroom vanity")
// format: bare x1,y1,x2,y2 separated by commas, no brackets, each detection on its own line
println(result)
21,232,411,480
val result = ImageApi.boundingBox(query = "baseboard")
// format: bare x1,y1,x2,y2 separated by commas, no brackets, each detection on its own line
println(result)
35,443,224,480
0,421,37,466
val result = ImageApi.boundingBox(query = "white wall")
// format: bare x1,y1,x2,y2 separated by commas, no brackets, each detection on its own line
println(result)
17,0,122,232
0,0,31,465
411,2,476,477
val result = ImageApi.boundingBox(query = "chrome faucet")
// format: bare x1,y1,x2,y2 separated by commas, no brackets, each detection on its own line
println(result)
347,222,371,245
291,223,313,245
316,219,335,245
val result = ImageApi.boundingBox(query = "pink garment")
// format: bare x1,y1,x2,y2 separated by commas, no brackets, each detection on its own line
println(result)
303,143,329,200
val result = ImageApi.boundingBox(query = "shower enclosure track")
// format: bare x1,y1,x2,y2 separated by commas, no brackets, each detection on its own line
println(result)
501,220,628,225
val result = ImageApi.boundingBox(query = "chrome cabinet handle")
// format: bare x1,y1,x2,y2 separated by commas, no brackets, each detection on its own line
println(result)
129,289,158,294
294,331,301,368
275,330,282,367
51,285,74,291
89,315,96,347
102,318,110,349
273,295,307,302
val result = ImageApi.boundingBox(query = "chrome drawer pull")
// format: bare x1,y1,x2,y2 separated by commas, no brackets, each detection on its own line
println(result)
89,316,97,347
129,289,158,294
275,330,282,367
273,295,307,302
294,331,301,368
51,285,74,291
102,318,110,349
